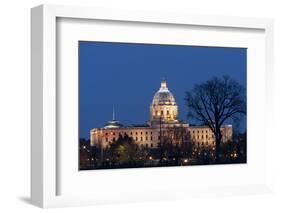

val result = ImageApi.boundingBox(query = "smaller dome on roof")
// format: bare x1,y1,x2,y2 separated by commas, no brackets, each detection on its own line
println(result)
103,107,123,129
104,120,123,129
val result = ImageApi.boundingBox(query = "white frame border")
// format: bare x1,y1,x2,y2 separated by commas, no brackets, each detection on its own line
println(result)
31,4,274,208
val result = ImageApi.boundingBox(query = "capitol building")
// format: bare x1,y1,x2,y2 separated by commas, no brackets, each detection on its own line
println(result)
90,79,232,149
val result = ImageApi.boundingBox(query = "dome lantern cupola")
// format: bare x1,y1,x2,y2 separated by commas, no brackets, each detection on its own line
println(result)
160,79,167,90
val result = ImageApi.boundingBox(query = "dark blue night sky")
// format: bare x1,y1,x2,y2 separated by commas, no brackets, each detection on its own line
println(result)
79,41,246,139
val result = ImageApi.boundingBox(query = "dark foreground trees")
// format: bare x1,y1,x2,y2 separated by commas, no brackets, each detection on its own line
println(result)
108,133,138,166
185,76,246,163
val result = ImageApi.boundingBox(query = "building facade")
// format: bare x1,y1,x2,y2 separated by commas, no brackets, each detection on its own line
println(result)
90,79,232,149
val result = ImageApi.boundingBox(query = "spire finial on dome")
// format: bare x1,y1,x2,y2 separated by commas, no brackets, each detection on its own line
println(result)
161,78,167,89
112,105,116,121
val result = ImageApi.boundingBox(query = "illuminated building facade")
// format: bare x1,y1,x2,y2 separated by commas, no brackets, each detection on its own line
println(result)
90,79,232,149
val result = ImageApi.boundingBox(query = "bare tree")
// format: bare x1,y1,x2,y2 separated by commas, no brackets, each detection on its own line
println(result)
185,76,246,163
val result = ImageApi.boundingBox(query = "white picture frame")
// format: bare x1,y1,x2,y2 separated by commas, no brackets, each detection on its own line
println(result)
31,4,274,208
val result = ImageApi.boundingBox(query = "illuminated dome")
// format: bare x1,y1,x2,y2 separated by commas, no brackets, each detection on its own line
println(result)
152,80,176,106
150,79,178,124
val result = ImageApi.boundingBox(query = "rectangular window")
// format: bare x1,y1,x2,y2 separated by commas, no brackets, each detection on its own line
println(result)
151,136,153,140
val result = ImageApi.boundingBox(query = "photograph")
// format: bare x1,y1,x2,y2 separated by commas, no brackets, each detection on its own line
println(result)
79,41,247,170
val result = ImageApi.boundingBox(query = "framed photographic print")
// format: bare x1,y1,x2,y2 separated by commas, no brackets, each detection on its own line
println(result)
31,4,274,208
